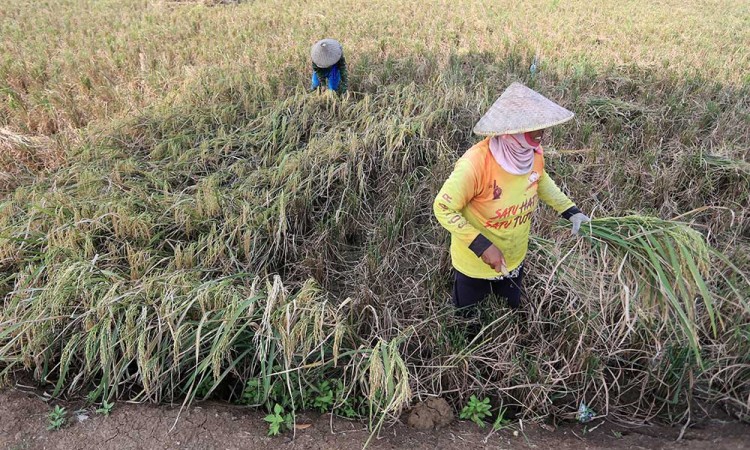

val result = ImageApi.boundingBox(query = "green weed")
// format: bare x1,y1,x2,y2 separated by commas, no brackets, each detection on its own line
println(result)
263,403,294,436
492,407,511,431
311,380,335,413
241,379,264,407
460,396,492,428
96,400,114,416
47,405,66,431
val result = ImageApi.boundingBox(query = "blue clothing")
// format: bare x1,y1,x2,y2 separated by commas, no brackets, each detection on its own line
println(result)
310,64,343,92
311,71,321,90
326,65,341,91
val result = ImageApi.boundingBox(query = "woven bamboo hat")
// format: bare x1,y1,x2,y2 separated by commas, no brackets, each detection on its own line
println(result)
311,38,343,68
473,82,574,135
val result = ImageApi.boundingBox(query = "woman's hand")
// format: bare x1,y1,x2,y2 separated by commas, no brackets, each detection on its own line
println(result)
569,212,591,235
481,245,508,275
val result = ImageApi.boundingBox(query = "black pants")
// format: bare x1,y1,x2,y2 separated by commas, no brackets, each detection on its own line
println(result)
452,267,525,309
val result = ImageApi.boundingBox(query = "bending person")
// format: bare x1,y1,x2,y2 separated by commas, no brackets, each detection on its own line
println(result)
310,38,348,94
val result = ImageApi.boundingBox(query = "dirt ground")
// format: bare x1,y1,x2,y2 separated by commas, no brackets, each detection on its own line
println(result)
1,388,748,450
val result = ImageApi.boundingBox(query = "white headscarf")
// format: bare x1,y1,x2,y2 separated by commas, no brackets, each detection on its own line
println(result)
488,133,540,175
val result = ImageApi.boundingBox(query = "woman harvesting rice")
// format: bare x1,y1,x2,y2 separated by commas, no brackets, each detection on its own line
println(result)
310,38,348,94
434,82,589,310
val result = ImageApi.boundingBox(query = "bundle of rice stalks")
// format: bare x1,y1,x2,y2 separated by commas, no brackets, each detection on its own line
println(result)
575,216,747,362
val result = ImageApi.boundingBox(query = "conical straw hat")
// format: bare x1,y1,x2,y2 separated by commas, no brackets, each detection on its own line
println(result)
473,82,574,135
311,39,343,68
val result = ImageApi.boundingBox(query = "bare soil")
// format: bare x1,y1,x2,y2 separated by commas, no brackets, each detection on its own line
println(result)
1,388,748,450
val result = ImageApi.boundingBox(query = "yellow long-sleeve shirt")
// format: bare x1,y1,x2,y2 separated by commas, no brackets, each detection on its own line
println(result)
434,137,578,279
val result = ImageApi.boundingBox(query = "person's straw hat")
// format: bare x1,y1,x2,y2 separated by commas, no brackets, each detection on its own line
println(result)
473,82,574,135
311,39,343,68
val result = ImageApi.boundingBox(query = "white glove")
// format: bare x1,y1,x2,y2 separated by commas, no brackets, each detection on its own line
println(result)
569,212,591,235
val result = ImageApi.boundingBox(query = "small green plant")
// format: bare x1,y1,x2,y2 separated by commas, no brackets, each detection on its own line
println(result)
337,399,359,418
328,379,365,419
241,378,263,406
492,406,510,431
337,394,365,419
445,326,468,350
312,380,335,413
47,405,67,431
263,403,293,436
269,379,295,410
96,400,114,416
194,377,214,399
460,395,492,428
613,430,623,438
